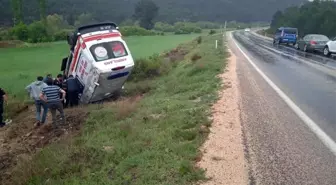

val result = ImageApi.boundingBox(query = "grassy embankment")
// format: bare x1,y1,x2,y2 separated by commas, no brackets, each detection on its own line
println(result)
9,34,227,184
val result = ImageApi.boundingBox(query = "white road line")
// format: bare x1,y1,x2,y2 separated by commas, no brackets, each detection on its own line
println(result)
230,33,336,156
251,31,272,41
260,44,336,71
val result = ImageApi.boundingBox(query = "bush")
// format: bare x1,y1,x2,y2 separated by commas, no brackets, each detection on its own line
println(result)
209,30,216,35
194,27,202,33
0,29,13,41
173,22,203,34
129,54,162,81
191,53,202,62
195,21,221,29
46,14,69,36
27,21,50,43
11,22,29,41
53,30,69,41
174,29,190,35
154,22,175,32
196,36,202,44
119,26,156,36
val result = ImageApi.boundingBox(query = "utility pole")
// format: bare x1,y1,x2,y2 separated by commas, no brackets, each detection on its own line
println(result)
224,21,227,32
223,21,227,40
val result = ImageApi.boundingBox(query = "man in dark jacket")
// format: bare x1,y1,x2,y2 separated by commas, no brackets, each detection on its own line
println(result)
53,74,65,106
43,74,53,83
53,74,63,88
66,75,80,107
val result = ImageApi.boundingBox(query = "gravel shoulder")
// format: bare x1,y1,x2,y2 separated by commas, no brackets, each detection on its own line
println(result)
197,43,249,185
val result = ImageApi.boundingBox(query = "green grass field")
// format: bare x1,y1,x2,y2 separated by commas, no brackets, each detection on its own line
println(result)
9,34,227,185
0,34,199,99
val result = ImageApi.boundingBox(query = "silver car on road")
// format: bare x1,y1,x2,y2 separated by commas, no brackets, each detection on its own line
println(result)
295,34,330,53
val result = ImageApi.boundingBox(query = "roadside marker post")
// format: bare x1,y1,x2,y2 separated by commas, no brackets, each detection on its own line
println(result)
215,40,218,49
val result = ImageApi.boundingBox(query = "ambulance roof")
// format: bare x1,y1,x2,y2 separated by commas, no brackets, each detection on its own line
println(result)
68,22,119,49
76,22,118,35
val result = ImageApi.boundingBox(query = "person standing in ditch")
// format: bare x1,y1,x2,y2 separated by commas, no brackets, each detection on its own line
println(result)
0,87,11,127
40,78,66,128
0,87,5,127
25,76,49,127
53,74,63,88
65,75,80,107
53,74,65,106
43,74,53,84
61,75,69,108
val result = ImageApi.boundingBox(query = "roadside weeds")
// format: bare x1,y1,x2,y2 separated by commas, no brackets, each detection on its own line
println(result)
2,34,228,185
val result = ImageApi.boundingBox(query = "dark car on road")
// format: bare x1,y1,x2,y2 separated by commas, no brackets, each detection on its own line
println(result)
273,27,298,45
295,34,330,53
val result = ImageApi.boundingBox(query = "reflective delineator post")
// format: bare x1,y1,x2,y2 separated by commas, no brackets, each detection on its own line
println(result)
215,40,218,49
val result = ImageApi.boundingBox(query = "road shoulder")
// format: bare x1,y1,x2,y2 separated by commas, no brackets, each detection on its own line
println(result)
197,44,248,185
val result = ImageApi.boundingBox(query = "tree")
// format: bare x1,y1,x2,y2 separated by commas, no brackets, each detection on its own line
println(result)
11,22,28,40
46,14,68,35
11,0,23,25
269,0,336,37
120,18,135,27
133,0,159,30
74,13,95,27
27,21,49,42
270,10,283,29
1,0,307,26
37,0,46,21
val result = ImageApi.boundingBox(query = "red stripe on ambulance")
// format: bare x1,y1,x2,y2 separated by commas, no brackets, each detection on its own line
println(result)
83,32,121,42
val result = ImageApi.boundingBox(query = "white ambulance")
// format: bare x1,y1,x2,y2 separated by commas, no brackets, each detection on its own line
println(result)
61,22,134,104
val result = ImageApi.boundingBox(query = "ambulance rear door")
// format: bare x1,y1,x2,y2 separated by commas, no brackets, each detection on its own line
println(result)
74,51,99,104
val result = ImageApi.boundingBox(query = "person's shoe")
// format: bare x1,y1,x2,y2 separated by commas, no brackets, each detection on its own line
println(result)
5,119,12,125
60,118,66,125
52,124,59,129
34,121,41,128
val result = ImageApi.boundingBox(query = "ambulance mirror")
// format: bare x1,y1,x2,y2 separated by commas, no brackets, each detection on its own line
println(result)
67,33,74,46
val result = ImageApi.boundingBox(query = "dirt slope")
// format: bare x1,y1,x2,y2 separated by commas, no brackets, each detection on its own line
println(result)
0,105,88,184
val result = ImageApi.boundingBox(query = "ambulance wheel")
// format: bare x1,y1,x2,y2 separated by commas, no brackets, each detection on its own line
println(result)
111,89,122,100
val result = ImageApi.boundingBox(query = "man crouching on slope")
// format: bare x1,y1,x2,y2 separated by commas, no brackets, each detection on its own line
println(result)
40,78,66,129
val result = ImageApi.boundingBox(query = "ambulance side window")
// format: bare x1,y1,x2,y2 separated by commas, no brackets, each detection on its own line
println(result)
90,41,128,62
109,41,127,58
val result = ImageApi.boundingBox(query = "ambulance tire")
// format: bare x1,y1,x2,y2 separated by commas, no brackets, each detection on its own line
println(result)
111,89,122,101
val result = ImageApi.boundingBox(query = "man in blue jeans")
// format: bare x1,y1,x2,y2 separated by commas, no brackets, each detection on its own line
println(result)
40,78,66,129
26,76,48,127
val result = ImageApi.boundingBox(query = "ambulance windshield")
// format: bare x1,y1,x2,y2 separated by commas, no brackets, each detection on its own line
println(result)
89,41,128,62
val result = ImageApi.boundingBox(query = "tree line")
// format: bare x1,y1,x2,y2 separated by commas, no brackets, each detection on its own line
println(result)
0,0,305,26
0,0,163,42
0,0,268,43
270,0,336,37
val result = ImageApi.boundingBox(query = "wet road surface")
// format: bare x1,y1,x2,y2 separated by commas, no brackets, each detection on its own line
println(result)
229,31,336,184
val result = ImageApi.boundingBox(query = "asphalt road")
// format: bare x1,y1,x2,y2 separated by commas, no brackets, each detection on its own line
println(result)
229,31,336,184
